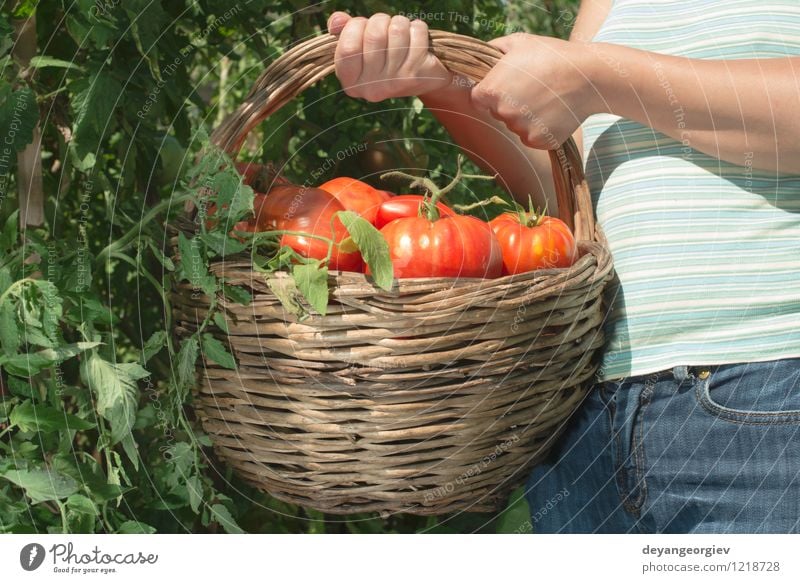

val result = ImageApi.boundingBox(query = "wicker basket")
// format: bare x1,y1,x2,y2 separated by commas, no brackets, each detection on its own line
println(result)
172,30,613,516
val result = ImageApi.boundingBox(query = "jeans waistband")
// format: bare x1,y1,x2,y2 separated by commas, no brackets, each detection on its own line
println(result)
612,364,713,386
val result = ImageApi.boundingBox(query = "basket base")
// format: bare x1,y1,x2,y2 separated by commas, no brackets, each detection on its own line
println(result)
197,378,590,516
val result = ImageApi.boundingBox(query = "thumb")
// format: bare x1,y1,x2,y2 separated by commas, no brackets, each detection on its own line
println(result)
327,11,351,35
488,34,522,53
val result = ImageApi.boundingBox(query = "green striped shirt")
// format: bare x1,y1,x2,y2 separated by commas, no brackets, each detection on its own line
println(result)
584,0,800,380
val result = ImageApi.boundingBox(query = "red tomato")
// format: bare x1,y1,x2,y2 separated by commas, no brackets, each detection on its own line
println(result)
379,214,503,279
374,195,456,229
319,177,389,225
489,212,577,274
254,185,362,272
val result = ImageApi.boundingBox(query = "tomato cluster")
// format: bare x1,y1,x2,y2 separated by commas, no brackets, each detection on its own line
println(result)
209,162,578,279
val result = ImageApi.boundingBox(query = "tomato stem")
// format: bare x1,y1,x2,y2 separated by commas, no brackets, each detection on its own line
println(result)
248,229,336,245
518,194,548,228
381,154,498,222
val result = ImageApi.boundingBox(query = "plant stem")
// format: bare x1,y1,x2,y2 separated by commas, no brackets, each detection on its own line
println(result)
381,155,499,221
112,252,167,300
95,191,195,269
249,229,336,245
57,500,68,534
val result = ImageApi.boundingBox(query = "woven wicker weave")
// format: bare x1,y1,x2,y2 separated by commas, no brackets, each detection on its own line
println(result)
173,30,613,515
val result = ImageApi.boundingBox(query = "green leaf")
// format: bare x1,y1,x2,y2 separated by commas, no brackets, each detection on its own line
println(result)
142,330,167,363
293,261,329,316
187,475,202,514
0,264,11,293
52,453,124,504
4,375,32,398
9,400,95,433
177,233,216,296
201,230,248,257
28,56,83,71
123,0,168,82
0,15,10,55
222,283,251,306
69,71,121,169
209,172,254,223
209,503,244,534
0,468,79,504
176,335,199,390
120,433,139,471
201,334,235,369
212,312,230,334
0,87,38,152
75,296,114,326
70,70,118,134
117,520,156,534
0,341,100,377
336,211,393,290
34,280,63,346
12,0,37,18
0,300,19,355
81,353,149,462
258,244,302,273
495,487,532,534
65,494,97,533
266,275,305,318
0,210,19,251
147,240,175,271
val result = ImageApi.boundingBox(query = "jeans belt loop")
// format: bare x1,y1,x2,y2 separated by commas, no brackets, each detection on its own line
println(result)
672,365,689,383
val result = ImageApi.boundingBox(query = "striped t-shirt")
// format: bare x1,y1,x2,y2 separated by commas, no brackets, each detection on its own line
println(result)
583,0,800,381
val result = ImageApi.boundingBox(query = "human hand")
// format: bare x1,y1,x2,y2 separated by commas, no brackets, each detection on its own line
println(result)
470,33,599,149
327,11,454,102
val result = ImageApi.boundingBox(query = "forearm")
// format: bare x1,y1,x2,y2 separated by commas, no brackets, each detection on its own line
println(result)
420,77,556,209
588,44,800,173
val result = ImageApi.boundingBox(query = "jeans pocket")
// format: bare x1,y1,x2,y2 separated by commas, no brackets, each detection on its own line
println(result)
694,360,800,425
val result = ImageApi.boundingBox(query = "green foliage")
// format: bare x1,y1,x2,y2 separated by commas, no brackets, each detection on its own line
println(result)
0,0,579,534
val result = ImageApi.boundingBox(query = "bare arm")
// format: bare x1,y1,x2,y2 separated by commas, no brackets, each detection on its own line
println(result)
470,5,800,174
418,71,556,209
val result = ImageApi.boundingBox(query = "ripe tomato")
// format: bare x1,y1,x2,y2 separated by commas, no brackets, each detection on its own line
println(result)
489,212,577,275
254,185,362,272
319,177,390,225
379,214,503,279
374,195,456,229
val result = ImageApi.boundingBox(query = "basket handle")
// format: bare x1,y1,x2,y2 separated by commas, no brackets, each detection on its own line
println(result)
210,30,595,242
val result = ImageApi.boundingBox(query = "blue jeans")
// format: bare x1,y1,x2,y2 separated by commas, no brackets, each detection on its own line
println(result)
525,358,800,533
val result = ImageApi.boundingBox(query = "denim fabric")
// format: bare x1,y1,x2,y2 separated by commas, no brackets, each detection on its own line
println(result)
525,358,800,533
